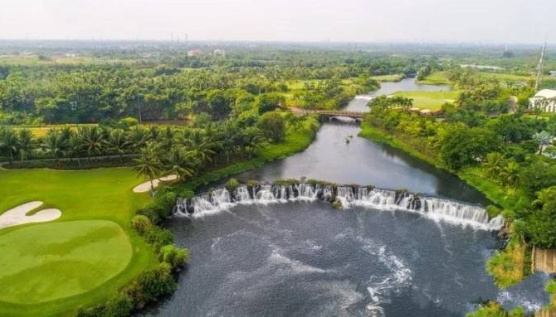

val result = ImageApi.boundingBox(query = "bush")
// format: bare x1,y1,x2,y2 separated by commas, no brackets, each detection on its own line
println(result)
131,215,153,235
159,245,190,270
145,227,174,249
466,301,525,317
77,293,133,317
119,117,139,128
225,178,240,192
125,263,177,309
135,207,161,224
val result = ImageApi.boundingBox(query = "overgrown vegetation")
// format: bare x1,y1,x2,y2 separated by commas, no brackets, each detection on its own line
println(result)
362,65,556,298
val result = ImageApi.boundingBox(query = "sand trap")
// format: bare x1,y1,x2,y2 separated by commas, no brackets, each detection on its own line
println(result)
0,201,62,230
133,175,178,193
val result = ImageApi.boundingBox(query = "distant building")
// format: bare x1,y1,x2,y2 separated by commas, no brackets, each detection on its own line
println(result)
530,89,556,112
213,49,226,57
549,71,556,77
187,49,200,57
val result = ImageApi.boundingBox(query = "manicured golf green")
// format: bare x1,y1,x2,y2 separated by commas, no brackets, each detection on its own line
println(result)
0,167,155,317
0,220,132,304
393,90,461,111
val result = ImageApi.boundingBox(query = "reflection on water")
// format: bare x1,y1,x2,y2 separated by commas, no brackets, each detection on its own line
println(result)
239,121,489,205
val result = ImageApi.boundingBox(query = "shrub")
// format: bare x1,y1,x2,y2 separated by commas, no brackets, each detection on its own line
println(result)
131,215,153,235
145,227,174,249
246,180,259,187
159,245,190,270
119,117,139,128
77,293,133,317
135,207,161,224
126,263,177,309
486,205,502,218
225,178,240,192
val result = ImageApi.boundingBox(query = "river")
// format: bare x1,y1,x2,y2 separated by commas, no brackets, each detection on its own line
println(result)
143,79,549,317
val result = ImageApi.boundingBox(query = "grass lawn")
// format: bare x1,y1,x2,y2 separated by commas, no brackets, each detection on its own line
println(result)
478,72,534,83
371,74,404,82
0,168,155,317
392,90,461,111
417,71,451,85
0,220,132,304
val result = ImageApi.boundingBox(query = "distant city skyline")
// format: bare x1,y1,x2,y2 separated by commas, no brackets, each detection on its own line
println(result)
0,0,553,44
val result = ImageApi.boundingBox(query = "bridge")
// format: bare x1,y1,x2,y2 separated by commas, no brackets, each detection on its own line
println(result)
291,107,367,119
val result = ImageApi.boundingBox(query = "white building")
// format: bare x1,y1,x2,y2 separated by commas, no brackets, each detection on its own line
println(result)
530,89,556,113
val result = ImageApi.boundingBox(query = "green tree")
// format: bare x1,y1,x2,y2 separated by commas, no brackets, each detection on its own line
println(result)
527,186,556,248
105,129,130,163
164,148,197,182
258,111,286,143
0,128,19,163
440,125,501,170
16,129,34,161
133,143,163,193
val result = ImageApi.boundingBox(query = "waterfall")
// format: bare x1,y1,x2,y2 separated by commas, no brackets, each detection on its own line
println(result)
175,183,504,231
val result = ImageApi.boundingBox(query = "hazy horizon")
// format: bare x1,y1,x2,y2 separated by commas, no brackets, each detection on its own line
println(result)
1,0,554,44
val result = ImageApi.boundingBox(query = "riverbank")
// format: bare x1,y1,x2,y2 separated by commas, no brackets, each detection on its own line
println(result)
359,123,525,211
358,123,534,290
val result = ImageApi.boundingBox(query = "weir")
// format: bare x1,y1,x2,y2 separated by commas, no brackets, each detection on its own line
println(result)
174,182,504,231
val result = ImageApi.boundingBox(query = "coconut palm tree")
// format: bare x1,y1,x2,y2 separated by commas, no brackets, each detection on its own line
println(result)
105,129,130,163
41,130,67,164
164,148,197,181
182,129,216,165
241,127,265,159
500,161,520,188
133,143,163,192
17,129,34,161
78,126,105,160
0,128,19,163
128,126,149,152
483,152,506,177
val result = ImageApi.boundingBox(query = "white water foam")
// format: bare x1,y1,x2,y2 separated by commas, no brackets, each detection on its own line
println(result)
176,184,503,231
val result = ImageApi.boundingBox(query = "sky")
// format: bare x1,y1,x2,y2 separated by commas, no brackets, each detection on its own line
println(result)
0,0,554,44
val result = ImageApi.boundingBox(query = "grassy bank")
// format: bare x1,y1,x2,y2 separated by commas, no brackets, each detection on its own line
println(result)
359,123,446,169
392,90,460,111
359,123,534,289
417,71,451,85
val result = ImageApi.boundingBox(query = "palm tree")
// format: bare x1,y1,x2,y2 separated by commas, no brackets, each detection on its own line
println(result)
241,127,265,158
78,126,105,160
483,152,505,177
133,143,163,192
182,129,217,165
105,129,130,163
160,127,176,150
500,161,520,188
533,131,554,155
0,128,19,163
164,148,197,181
41,130,67,164
128,126,149,152
17,129,34,161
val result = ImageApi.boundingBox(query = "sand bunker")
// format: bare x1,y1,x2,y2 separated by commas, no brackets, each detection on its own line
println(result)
132,175,178,193
0,201,62,230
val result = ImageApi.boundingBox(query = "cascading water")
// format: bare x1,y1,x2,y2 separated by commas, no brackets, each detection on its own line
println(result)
174,183,504,231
